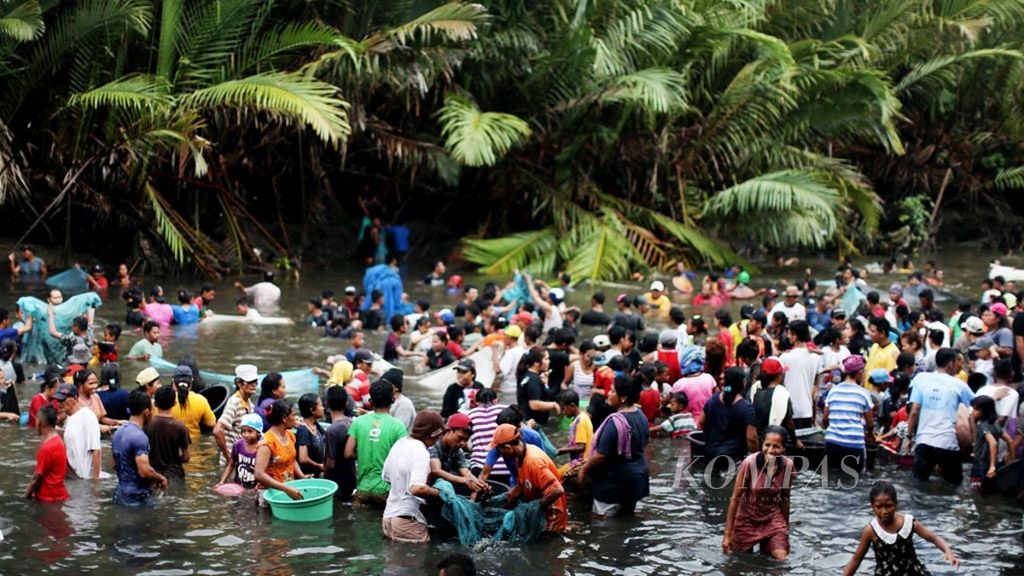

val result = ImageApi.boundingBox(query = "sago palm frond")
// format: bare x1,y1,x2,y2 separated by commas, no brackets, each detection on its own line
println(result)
386,2,488,45
990,165,1024,191
461,227,560,275
0,0,44,42
562,209,643,284
601,68,691,114
182,72,351,147
437,95,530,167
894,48,1024,96
236,21,351,76
145,179,191,263
68,74,173,112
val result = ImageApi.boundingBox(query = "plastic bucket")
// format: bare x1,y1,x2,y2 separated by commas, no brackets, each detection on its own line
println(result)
263,479,338,522
200,384,231,419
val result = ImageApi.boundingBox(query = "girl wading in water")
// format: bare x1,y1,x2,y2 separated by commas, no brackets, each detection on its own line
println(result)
722,425,794,560
843,481,959,575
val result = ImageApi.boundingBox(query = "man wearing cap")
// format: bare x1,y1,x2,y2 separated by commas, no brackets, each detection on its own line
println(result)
381,410,446,543
770,286,807,323
56,382,103,480
429,413,488,495
341,285,360,318
779,320,822,429
823,356,874,479
213,364,258,465
981,303,1014,358
498,325,527,397
346,380,408,507
643,281,672,320
441,359,484,419
952,314,985,357
493,423,567,533
904,348,975,484
968,338,997,385
135,366,161,397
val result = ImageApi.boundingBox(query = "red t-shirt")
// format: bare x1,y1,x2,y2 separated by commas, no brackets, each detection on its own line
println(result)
447,341,466,359
28,393,58,429
593,367,615,397
639,388,661,423
656,350,682,383
34,435,69,502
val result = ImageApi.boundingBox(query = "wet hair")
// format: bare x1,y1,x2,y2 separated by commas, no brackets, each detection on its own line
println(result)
934,347,956,369
869,481,898,505
72,316,89,333
389,314,405,332
919,288,934,301
788,320,810,343
579,340,596,356
415,315,431,329
298,393,320,418
325,385,350,414
971,395,997,423
154,385,177,410
127,389,151,417
736,339,760,364
476,388,497,405
926,329,944,348
436,553,476,576
371,289,383,303
554,327,576,347
236,297,251,308
705,339,727,379
142,320,158,334
994,358,1013,381
558,389,580,406
177,355,204,391
258,372,285,405
37,405,58,428
764,424,789,445
99,362,120,390
690,316,708,335
516,346,547,382
267,398,294,426
670,307,685,325
816,326,840,347
496,405,525,427
637,363,657,386
592,292,605,305
722,367,746,406
671,392,689,407
613,374,642,405
896,352,916,371
447,325,464,341
0,338,14,362
178,290,192,304
433,331,449,345
369,380,394,409
104,323,122,340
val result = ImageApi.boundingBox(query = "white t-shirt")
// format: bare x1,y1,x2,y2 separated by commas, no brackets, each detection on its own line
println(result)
244,282,281,310
499,345,526,395
909,372,974,451
977,384,1020,419
780,346,822,419
65,408,102,479
542,304,563,334
243,307,262,319
925,321,951,348
770,301,807,322
382,436,431,524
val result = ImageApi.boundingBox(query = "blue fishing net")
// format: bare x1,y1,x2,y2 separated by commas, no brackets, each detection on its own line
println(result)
535,427,559,460
499,272,533,316
435,480,547,546
45,268,89,294
361,264,404,321
16,292,102,364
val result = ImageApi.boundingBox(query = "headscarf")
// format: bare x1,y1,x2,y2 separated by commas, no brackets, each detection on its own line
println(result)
678,345,706,376
327,360,353,386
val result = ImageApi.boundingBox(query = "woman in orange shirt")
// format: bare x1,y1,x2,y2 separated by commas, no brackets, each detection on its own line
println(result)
254,398,308,502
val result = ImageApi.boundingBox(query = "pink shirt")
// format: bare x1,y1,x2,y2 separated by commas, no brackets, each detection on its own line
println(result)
672,373,717,425
143,302,174,327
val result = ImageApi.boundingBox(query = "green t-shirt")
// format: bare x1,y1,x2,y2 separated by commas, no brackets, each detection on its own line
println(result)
349,411,407,495
128,338,162,359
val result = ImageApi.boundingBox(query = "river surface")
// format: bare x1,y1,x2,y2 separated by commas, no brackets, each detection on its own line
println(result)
0,251,1022,575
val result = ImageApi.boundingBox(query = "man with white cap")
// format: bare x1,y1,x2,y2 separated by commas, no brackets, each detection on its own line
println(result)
644,281,672,320
135,367,162,397
214,364,258,465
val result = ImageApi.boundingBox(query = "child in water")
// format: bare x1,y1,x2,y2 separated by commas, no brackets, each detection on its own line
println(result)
969,396,1013,494
843,481,959,575
722,425,794,560
650,393,696,438
215,414,263,489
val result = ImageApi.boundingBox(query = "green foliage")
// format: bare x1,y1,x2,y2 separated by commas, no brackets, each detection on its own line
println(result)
437,95,530,167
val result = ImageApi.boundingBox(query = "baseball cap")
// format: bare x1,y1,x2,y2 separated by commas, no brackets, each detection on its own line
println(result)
1005,292,1018,309
750,310,768,324
446,413,471,431
352,349,374,364
962,316,985,335
344,285,357,294
454,358,476,373
549,287,565,303
235,364,258,382
831,308,847,319
240,413,264,432
504,325,523,339
435,308,455,324
970,337,994,351
983,288,1001,302
658,329,678,347
760,356,787,376
592,334,611,348
650,280,665,292
868,368,894,384
135,367,160,386
842,355,866,374
615,293,629,305
54,383,79,401
739,304,755,320
990,302,1009,318
448,275,463,288
592,353,609,366
512,311,534,325
173,365,194,383
490,423,521,448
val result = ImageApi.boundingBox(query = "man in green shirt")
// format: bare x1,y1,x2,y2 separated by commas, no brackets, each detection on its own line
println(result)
126,321,163,361
344,379,407,507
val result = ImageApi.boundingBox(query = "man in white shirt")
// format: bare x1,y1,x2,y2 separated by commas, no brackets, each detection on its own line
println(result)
381,410,444,543
56,383,102,480
498,325,527,399
976,359,1019,427
236,298,262,319
233,271,281,311
779,320,822,428
770,285,807,323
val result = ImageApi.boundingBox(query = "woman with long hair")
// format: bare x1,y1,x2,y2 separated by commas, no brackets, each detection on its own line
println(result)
515,346,559,426
256,373,286,432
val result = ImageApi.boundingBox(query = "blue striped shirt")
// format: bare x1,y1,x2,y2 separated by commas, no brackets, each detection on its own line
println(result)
824,383,873,449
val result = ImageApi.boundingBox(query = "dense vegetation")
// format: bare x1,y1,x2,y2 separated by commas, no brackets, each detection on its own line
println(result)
2,0,1023,280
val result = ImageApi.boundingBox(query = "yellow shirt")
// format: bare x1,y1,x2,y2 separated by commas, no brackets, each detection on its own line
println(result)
171,391,217,441
558,410,594,476
729,323,744,356
864,342,898,392
644,292,673,319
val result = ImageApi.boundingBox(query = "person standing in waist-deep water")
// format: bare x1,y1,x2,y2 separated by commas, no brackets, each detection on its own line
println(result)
112,391,168,507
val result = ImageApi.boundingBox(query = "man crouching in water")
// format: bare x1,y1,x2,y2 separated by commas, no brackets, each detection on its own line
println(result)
493,423,568,533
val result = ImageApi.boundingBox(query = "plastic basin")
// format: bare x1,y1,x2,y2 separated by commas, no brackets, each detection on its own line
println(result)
263,479,338,522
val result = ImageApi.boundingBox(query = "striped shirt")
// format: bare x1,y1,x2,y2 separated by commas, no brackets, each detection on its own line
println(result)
216,393,253,465
824,382,873,449
468,403,508,475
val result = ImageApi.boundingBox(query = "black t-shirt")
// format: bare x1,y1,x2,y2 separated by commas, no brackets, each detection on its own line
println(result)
426,347,457,370
1013,313,1024,378
517,371,550,425
98,389,129,421
441,381,484,418
145,416,190,480
546,348,570,391
751,386,792,439
324,418,356,499
295,423,326,477
610,312,644,332
580,309,611,326
703,394,755,460
361,308,384,331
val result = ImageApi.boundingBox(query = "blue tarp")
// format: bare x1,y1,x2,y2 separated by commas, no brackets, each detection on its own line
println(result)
45,268,89,294
500,272,533,318
17,292,102,364
362,265,404,322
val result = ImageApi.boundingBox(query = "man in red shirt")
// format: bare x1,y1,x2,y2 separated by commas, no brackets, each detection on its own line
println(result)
24,405,69,502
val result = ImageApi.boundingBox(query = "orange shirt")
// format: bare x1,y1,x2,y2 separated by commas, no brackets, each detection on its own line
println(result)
517,445,567,532
260,429,297,485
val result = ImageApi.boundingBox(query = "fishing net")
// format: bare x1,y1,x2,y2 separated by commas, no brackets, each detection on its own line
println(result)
361,264,404,322
45,268,89,294
498,272,533,316
535,427,559,461
17,292,102,364
435,480,547,546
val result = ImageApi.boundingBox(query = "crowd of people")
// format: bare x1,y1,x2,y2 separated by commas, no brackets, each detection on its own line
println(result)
4,247,1024,574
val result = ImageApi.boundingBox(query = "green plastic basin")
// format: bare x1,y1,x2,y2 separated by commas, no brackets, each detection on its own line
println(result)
263,479,338,522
